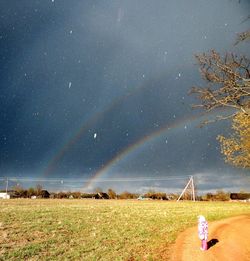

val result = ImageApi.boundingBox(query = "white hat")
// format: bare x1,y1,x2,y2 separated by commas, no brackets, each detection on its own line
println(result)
198,215,206,222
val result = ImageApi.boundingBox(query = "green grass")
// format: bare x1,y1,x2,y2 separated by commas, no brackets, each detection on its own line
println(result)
0,199,250,260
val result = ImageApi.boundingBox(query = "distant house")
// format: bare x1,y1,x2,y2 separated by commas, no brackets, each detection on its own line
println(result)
0,193,10,199
93,192,109,199
38,190,50,199
41,190,50,198
230,193,250,201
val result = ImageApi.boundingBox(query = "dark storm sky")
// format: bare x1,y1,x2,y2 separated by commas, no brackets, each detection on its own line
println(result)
0,0,249,192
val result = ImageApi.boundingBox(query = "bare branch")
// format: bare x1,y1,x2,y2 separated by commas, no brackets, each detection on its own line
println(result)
240,15,250,24
234,30,250,46
198,112,238,128
191,50,250,116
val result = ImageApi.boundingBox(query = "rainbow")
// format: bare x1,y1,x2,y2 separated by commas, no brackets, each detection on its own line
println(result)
43,76,160,177
83,111,217,190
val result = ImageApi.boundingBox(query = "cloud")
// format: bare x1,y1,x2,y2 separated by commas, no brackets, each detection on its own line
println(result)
0,1,249,193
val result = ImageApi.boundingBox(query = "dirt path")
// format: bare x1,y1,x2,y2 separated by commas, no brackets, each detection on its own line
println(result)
170,215,250,261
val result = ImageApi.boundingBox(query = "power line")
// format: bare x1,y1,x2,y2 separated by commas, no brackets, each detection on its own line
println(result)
0,176,190,183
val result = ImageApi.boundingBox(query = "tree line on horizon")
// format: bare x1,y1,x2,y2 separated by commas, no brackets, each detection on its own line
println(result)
2,184,247,201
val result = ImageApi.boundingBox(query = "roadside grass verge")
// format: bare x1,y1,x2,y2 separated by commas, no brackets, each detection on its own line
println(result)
0,199,250,260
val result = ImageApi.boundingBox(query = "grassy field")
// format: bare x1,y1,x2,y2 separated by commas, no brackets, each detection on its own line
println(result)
0,199,250,260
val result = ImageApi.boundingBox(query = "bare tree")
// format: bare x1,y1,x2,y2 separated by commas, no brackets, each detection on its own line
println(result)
190,50,250,121
36,184,43,196
190,46,250,169
107,188,117,199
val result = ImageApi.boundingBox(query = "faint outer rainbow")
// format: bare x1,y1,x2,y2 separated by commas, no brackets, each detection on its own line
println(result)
43,94,131,176
83,111,214,190
43,77,159,177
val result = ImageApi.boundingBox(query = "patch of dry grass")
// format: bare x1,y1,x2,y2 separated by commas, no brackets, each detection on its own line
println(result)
0,199,250,260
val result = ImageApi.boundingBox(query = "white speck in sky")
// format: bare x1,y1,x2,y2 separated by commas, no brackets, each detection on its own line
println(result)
204,35,207,39
94,133,97,139
68,82,72,88
184,125,187,129
51,0,54,2
163,51,168,63
142,74,145,78
178,73,181,77
165,139,168,144
117,7,124,23
225,23,228,26
70,30,73,34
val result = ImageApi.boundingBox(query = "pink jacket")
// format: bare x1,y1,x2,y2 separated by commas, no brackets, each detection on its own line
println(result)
198,220,208,240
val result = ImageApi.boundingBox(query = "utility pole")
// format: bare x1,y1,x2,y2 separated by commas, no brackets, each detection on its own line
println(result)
5,177,8,194
191,176,195,201
177,176,196,202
